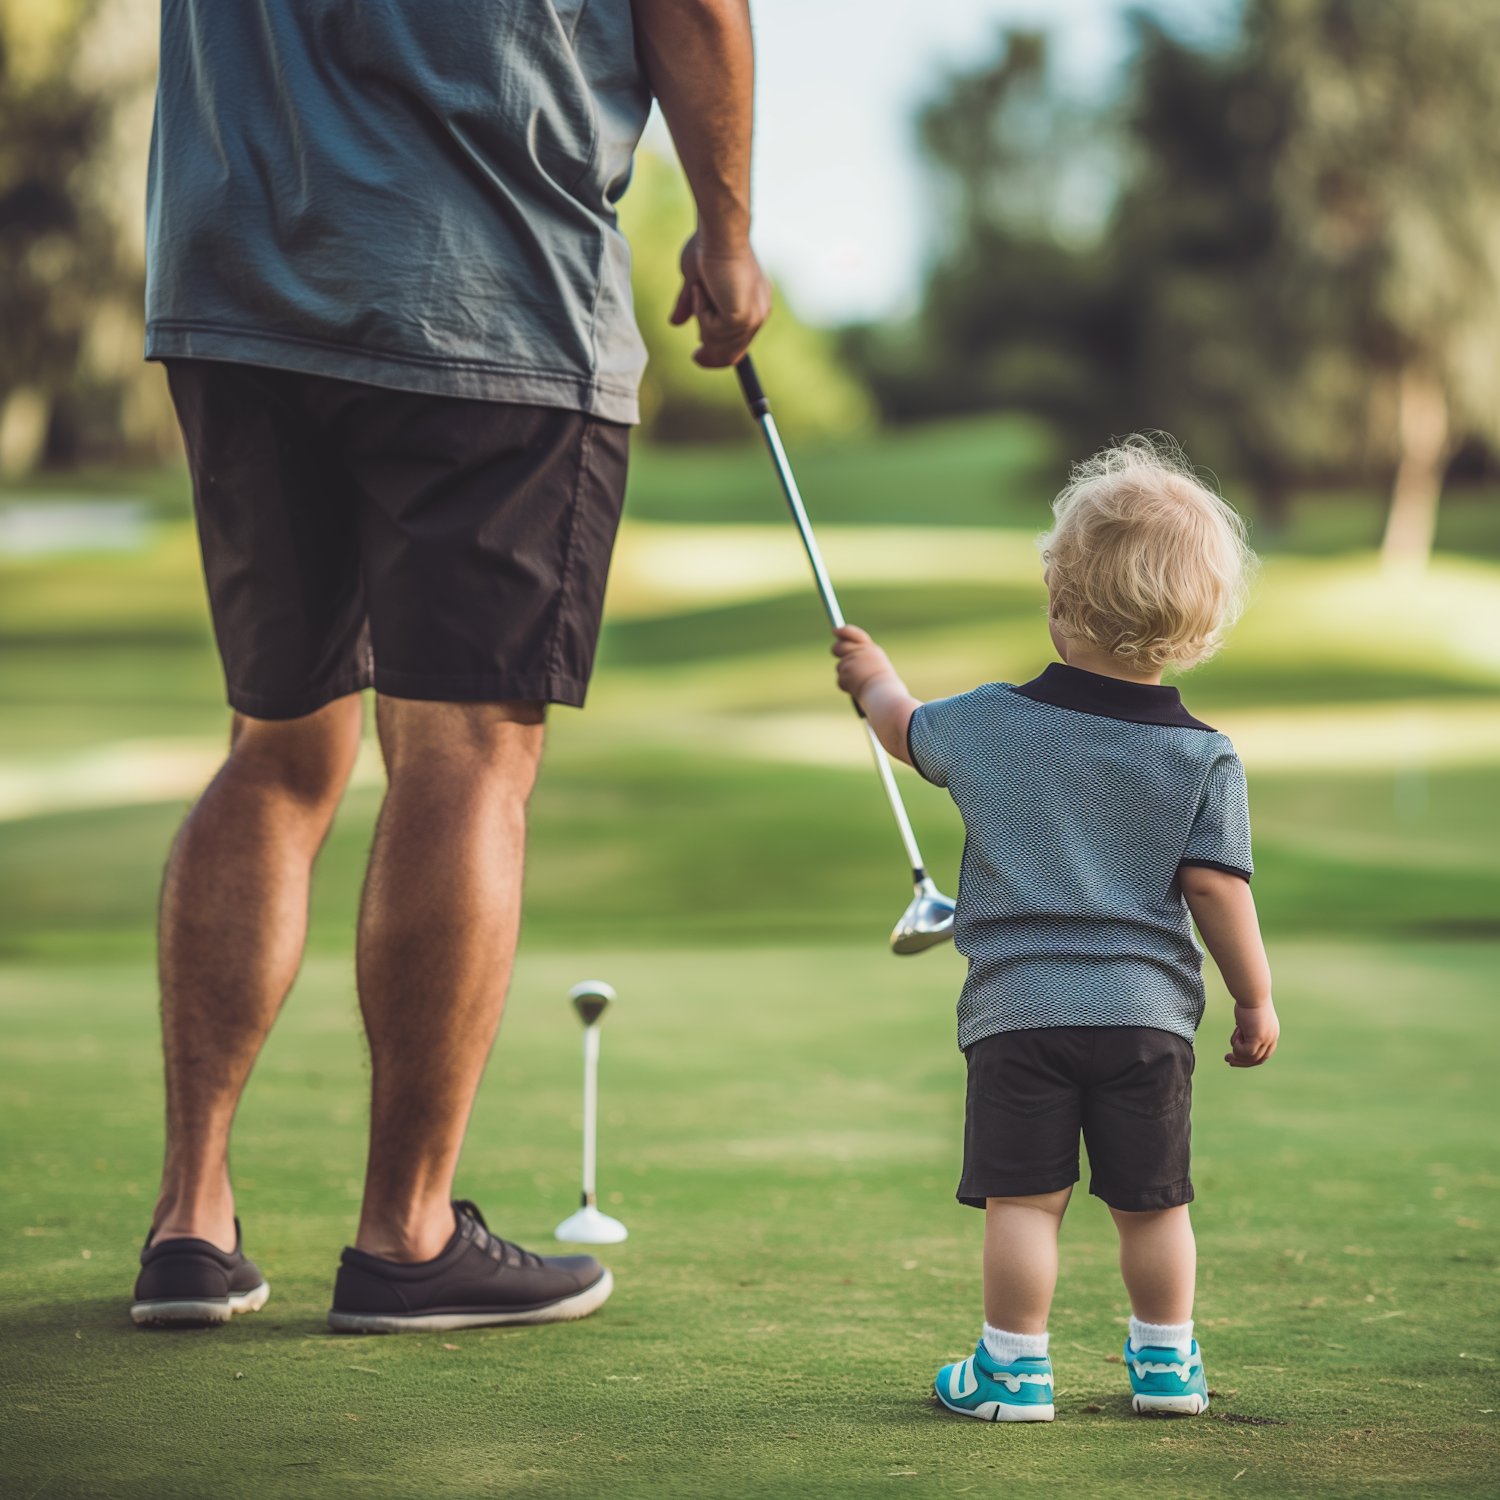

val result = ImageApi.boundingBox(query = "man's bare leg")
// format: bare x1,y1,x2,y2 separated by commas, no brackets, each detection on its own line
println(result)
153,696,364,1250
353,697,545,1263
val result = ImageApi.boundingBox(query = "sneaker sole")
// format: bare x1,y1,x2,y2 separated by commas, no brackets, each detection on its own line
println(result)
1133,1392,1208,1415
326,1267,614,1333
131,1280,270,1326
935,1388,1055,1423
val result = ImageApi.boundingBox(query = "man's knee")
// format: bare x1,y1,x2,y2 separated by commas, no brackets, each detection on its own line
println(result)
227,695,364,809
375,698,547,787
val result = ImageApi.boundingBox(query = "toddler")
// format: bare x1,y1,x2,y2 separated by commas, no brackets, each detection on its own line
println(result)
833,437,1279,1421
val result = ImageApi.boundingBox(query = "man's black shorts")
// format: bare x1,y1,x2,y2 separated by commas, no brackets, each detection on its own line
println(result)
958,1026,1195,1213
166,360,631,719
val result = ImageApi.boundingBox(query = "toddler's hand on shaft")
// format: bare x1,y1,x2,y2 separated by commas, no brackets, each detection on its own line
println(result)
832,625,895,701
830,626,921,766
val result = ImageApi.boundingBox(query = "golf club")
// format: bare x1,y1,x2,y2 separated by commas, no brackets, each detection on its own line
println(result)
735,355,956,955
554,980,628,1245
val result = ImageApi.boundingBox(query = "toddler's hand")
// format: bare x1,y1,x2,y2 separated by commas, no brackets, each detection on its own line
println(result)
1225,999,1279,1067
832,625,896,701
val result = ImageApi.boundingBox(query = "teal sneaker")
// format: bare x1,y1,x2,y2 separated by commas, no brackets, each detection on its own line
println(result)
934,1340,1055,1422
1125,1336,1209,1414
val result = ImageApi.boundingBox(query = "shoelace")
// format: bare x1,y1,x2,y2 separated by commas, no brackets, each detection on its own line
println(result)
454,1199,546,1270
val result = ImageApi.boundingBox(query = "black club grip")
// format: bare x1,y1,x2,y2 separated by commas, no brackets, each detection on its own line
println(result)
735,355,770,417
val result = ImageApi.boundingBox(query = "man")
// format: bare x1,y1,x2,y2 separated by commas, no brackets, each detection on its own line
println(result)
129,0,769,1331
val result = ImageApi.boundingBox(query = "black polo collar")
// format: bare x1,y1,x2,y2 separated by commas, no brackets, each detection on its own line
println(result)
1009,662,1216,731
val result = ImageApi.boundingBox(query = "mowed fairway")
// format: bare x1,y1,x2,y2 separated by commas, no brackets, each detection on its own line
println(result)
2,443,1499,1496
2,944,1497,1498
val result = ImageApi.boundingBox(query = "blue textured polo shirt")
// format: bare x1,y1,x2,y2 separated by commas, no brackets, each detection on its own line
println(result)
908,663,1253,1048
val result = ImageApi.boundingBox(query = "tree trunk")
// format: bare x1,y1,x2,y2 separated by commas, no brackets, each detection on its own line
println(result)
1380,363,1451,573
0,387,50,477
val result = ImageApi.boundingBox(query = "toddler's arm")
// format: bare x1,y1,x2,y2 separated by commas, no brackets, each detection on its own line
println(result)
831,625,920,766
1180,865,1279,1067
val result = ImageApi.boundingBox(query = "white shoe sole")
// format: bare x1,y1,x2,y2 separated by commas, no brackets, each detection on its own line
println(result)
326,1267,613,1333
1133,1392,1208,1415
131,1280,270,1326
935,1389,1054,1423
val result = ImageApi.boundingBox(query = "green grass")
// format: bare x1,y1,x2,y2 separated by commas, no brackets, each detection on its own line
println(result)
2,759,1499,960
1267,488,1500,559
597,583,1046,668
0,642,226,752
3,443,1499,1493
9,433,1497,555
0,415,1061,532
2,943,1497,1498
2,531,1497,959
622,415,1060,528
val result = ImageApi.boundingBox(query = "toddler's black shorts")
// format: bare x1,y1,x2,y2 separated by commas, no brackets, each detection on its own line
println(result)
166,359,630,719
957,1025,1195,1213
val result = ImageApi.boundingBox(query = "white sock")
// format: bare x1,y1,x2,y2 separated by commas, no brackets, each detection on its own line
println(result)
1129,1316,1194,1354
982,1323,1049,1364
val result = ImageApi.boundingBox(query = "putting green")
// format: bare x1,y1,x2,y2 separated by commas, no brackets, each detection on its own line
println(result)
3,485,1498,1493
3,941,1496,1498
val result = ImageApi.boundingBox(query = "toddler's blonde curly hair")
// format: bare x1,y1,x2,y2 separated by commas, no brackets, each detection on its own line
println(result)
1039,435,1257,673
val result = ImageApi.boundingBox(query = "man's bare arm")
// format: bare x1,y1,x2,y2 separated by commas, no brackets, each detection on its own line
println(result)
633,0,770,366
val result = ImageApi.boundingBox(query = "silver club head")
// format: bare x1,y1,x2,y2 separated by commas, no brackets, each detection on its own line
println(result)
890,876,956,955
568,979,616,1027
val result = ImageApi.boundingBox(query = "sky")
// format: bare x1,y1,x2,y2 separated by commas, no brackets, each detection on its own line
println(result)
646,0,1241,326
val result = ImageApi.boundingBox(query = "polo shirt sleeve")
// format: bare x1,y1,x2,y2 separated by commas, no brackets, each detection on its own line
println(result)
906,696,963,787
1181,748,1254,881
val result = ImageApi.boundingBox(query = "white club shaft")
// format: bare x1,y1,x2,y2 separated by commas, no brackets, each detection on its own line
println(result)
758,410,929,881
759,415,845,631
863,719,925,874
581,1025,600,1206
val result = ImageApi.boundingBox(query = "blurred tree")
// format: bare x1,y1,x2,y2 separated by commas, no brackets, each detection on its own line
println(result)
0,0,173,474
620,150,872,445
844,34,1128,436
856,8,1500,559
851,26,1371,524
0,0,107,471
1105,14,1376,526
1262,0,1500,570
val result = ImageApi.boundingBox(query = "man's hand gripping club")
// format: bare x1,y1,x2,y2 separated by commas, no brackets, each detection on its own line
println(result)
634,0,771,367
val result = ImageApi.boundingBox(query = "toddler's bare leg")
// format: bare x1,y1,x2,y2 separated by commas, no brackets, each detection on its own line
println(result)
1109,1205,1196,1324
982,1189,1072,1334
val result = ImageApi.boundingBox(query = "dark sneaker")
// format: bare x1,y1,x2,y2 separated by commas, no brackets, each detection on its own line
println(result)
131,1220,270,1326
328,1199,612,1333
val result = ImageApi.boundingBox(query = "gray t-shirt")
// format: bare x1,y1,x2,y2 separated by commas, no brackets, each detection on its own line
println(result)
907,663,1254,1048
145,0,653,423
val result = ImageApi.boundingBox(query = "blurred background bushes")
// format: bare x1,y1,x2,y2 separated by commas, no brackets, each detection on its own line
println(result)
3,0,1500,565
844,0,1500,567
619,150,873,446
0,0,175,473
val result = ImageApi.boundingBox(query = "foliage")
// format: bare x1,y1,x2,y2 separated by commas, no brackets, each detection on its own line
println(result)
0,0,111,460
0,0,172,471
1267,0,1500,444
850,9,1500,550
620,150,873,445
847,26,1370,518
1259,0,1500,564
843,34,1126,434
